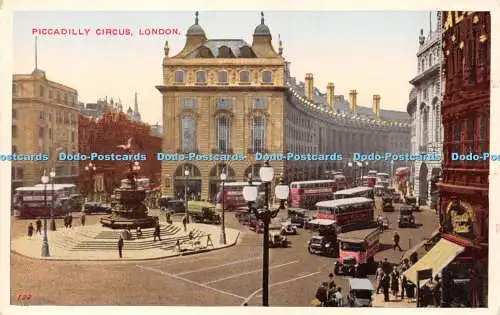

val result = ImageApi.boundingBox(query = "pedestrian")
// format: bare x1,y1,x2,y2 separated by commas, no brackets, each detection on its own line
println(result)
64,214,69,228
315,282,328,306
333,287,344,307
117,235,124,258
401,274,408,299
393,231,402,251
433,274,442,307
80,213,86,226
182,215,188,232
153,223,161,241
382,257,392,274
27,222,34,239
375,263,384,294
35,218,42,234
166,212,171,225
68,213,73,228
391,270,400,297
382,273,391,302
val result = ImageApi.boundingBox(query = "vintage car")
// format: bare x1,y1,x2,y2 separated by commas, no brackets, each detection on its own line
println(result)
404,195,420,211
158,196,186,213
83,202,112,214
189,207,221,225
334,228,380,276
381,194,394,212
288,208,314,228
374,185,385,197
280,221,298,235
386,188,401,203
269,226,288,248
307,219,338,256
347,278,374,307
398,206,415,228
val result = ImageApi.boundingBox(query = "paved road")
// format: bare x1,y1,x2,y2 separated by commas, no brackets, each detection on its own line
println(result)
11,200,438,306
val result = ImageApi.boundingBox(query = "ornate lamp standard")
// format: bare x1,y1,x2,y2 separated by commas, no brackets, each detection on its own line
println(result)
41,171,50,257
184,168,190,218
219,171,227,244
356,161,362,184
49,168,57,231
84,162,97,200
242,161,290,306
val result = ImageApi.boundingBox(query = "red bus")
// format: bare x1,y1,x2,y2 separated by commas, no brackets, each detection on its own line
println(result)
315,197,375,231
289,180,336,209
217,181,263,211
334,186,374,200
13,186,68,218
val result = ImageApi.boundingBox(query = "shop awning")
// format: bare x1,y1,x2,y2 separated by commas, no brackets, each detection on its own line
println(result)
403,238,465,287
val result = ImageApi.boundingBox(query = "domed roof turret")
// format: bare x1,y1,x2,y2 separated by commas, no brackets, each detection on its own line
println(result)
187,11,206,36
253,12,271,36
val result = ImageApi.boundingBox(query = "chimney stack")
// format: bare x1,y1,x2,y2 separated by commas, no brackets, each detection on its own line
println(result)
305,73,314,100
326,82,335,108
349,89,358,113
372,94,381,119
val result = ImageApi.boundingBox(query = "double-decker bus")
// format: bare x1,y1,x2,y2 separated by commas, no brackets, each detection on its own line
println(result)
216,181,263,211
13,186,69,218
289,180,336,209
34,183,77,197
315,197,375,231
367,170,378,177
334,174,349,190
334,186,374,200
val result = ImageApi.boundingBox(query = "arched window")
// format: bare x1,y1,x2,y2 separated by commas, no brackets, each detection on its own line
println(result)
174,70,184,83
421,59,425,72
252,116,266,153
181,116,196,152
216,115,231,152
239,70,250,83
429,54,433,66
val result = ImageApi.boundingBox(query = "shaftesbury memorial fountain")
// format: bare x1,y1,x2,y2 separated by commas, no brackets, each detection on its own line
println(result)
100,138,157,229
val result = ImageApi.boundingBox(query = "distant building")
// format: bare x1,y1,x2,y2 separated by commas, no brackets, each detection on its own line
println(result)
12,69,79,190
407,11,443,206
79,92,142,122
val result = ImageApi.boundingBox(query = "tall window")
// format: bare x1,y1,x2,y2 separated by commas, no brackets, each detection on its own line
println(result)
465,118,475,154
56,91,60,103
422,108,428,146
64,93,68,104
239,70,250,83
12,125,17,138
12,83,17,95
217,71,228,84
196,71,207,84
478,116,488,152
38,127,44,138
435,105,440,142
453,120,462,160
420,59,425,72
252,116,266,153
49,90,53,99
262,71,273,83
12,109,17,119
429,54,433,66
216,115,231,152
39,85,45,97
181,116,196,152
12,145,17,153
175,70,184,83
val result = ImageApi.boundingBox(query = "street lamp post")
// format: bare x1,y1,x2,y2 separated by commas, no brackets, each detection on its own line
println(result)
219,172,227,245
132,161,141,188
390,160,394,186
184,168,190,218
242,161,290,306
356,161,362,184
49,168,57,231
84,162,97,201
41,171,50,257
347,162,354,185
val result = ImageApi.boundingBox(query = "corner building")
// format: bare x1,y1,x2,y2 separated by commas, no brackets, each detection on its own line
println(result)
438,11,489,307
12,69,79,191
158,13,411,199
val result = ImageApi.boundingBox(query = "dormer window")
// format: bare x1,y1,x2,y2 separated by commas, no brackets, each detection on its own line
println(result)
262,70,273,84
196,71,207,84
174,70,185,83
239,70,250,84
217,71,228,84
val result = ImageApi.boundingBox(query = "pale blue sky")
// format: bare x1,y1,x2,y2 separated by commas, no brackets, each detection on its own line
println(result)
13,11,437,124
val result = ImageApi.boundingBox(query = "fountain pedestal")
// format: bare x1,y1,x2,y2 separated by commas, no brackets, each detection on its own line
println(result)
100,183,157,229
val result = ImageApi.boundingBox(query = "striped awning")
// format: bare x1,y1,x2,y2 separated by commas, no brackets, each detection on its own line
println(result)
403,238,465,287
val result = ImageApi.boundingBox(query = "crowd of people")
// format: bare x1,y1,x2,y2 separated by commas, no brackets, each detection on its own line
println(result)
314,273,344,307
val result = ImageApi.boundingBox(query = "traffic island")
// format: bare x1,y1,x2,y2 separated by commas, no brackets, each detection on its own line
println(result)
10,223,240,261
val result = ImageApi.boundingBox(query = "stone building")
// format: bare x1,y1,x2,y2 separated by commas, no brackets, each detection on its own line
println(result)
407,11,444,205
79,93,142,122
12,69,79,191
78,109,162,199
157,12,411,199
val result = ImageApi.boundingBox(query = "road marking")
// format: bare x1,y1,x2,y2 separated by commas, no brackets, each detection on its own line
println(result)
136,264,245,300
175,257,261,276
203,261,299,285
241,271,320,305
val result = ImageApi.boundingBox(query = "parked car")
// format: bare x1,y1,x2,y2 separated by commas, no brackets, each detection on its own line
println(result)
84,202,112,214
288,208,314,228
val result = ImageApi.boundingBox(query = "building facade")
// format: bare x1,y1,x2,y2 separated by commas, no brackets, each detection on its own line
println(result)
79,93,142,122
408,11,444,206
78,109,162,200
158,12,411,200
12,69,79,191
438,11,490,307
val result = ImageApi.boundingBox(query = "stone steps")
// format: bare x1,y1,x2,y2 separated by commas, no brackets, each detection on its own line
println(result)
52,228,206,251
93,224,180,239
